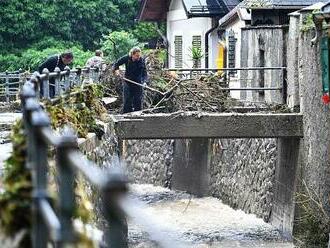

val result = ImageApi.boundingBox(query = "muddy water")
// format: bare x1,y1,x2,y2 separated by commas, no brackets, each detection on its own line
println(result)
126,184,294,248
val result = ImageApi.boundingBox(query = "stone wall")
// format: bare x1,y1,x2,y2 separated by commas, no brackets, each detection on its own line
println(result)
121,137,277,221
209,138,277,222
123,140,174,187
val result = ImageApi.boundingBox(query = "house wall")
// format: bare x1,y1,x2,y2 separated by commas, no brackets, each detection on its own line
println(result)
167,0,212,68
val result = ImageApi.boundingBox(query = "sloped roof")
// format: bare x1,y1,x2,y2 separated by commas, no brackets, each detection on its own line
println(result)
241,0,326,9
138,0,240,21
183,0,239,17
138,0,170,21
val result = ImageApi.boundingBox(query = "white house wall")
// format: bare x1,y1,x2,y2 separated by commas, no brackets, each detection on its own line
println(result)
167,0,213,68
209,29,219,69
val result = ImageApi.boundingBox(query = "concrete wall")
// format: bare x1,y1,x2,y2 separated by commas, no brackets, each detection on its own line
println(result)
286,13,300,110
240,26,287,104
297,21,330,218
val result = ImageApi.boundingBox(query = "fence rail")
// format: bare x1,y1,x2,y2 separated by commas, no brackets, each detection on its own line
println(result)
21,72,128,248
0,66,101,103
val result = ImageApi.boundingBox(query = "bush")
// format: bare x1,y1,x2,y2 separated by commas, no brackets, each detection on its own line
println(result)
0,54,20,72
131,22,161,42
0,45,93,72
101,31,139,62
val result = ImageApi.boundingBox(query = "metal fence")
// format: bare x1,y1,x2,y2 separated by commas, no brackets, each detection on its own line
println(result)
0,66,101,103
0,70,27,102
165,67,285,90
165,67,287,104
21,73,128,247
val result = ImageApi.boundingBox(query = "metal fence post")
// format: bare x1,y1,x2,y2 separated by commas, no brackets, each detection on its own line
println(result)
21,83,38,170
54,67,61,97
85,66,90,84
30,74,41,100
93,67,100,83
5,70,9,102
56,132,78,245
75,68,82,87
42,68,50,100
64,66,70,93
17,68,24,100
30,109,52,248
101,172,128,248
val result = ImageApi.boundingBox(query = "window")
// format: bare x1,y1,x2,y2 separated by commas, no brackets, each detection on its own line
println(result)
174,36,183,68
192,35,202,68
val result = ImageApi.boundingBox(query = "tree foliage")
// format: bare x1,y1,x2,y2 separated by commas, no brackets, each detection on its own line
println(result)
101,31,139,62
0,0,164,71
0,45,93,72
0,0,139,52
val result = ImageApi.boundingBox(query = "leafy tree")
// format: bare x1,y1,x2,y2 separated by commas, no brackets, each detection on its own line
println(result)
132,22,161,42
101,31,139,62
0,0,139,52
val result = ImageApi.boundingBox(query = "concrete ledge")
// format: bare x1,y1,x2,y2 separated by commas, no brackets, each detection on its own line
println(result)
110,112,303,139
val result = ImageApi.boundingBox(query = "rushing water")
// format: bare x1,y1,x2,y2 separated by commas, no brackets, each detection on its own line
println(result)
125,184,294,248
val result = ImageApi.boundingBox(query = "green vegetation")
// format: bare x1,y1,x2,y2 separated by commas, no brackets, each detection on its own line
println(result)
0,83,107,247
0,119,31,247
300,13,316,33
294,181,330,247
101,31,139,62
0,46,93,72
0,0,164,71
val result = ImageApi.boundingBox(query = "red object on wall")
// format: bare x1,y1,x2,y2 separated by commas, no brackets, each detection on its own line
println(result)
322,93,330,104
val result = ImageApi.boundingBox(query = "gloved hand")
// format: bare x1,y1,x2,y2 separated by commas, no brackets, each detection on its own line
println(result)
114,70,121,77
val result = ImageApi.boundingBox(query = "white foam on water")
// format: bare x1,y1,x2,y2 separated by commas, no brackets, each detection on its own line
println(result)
127,184,294,248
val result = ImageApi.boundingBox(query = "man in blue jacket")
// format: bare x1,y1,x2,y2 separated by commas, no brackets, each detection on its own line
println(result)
112,47,148,113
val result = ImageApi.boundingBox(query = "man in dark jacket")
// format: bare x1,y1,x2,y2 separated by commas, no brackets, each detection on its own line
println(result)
38,51,73,97
112,47,148,113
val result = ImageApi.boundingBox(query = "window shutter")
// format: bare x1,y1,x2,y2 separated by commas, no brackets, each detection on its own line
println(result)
228,30,237,75
174,36,183,68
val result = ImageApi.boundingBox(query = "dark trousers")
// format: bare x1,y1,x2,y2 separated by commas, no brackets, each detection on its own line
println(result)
123,82,143,113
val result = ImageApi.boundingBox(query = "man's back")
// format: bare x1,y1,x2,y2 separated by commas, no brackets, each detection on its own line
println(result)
38,55,65,73
86,56,103,68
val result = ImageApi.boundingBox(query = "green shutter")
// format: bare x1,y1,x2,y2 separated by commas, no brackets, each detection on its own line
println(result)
174,36,183,68
321,36,330,93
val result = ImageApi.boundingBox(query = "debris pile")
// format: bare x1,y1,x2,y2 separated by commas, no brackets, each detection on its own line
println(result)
101,49,241,113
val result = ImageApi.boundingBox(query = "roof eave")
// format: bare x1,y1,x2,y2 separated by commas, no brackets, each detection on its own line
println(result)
187,12,226,18
249,5,312,10
137,0,148,21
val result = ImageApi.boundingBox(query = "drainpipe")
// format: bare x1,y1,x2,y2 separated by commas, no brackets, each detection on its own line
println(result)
205,18,220,69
